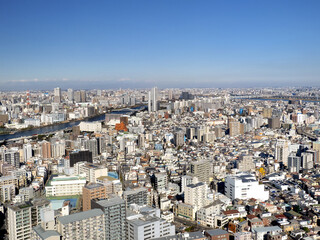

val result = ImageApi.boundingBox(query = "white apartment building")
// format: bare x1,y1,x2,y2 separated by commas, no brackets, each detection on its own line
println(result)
79,121,102,132
74,162,108,183
45,175,86,197
184,182,207,209
8,203,32,240
180,175,198,193
126,205,175,240
8,199,50,240
225,173,269,201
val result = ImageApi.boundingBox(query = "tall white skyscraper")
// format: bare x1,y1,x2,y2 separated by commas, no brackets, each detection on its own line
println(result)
148,87,158,113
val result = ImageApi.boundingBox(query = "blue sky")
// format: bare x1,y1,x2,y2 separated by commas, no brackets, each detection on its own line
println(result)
1,0,320,90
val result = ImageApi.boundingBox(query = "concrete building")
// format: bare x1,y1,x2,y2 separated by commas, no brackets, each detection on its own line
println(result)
237,155,255,172
8,199,51,240
91,196,127,240
268,117,280,129
181,175,198,193
153,173,168,192
69,150,92,167
23,143,32,163
234,232,252,240
41,141,52,159
190,160,211,184
252,226,282,240
225,173,269,201
54,87,61,103
205,229,229,240
173,202,196,221
8,203,33,240
184,182,207,209
148,87,158,113
75,162,108,183
1,184,15,202
288,154,302,173
32,225,61,240
275,139,290,166
45,175,86,197
301,152,314,170
126,205,175,240
229,119,243,137
174,131,185,147
83,183,108,211
79,121,102,132
57,209,105,240
4,150,20,168
123,187,148,207
67,88,74,102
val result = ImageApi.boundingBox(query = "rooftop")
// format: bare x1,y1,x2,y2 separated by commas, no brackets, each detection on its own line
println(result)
57,209,104,224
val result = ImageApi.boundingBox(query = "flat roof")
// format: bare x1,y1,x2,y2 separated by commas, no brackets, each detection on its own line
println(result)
33,226,61,239
57,209,104,225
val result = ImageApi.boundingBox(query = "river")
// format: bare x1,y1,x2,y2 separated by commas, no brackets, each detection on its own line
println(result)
0,106,146,141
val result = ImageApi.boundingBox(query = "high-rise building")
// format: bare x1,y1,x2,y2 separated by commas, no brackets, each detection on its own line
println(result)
152,173,168,192
83,183,108,211
67,88,74,102
180,91,193,100
301,152,314,170
262,108,272,118
186,127,196,140
123,187,148,207
228,118,243,137
57,209,105,240
80,90,87,102
184,182,207,209
190,160,211,184
8,199,50,240
168,89,173,100
74,91,81,102
69,150,92,167
4,150,20,168
148,87,158,113
275,139,290,166
23,143,32,162
1,184,15,202
91,196,127,240
180,175,198,193
8,203,32,240
288,154,302,172
313,141,320,164
268,117,281,129
53,87,61,103
174,131,185,147
41,141,52,159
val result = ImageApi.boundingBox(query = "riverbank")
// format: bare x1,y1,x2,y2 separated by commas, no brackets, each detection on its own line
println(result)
0,112,106,136
0,104,147,141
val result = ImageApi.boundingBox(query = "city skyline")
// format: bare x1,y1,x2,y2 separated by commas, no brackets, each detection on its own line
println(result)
1,0,320,91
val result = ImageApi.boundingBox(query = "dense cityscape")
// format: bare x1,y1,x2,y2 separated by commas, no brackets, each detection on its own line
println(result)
2,0,320,239
0,87,320,239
